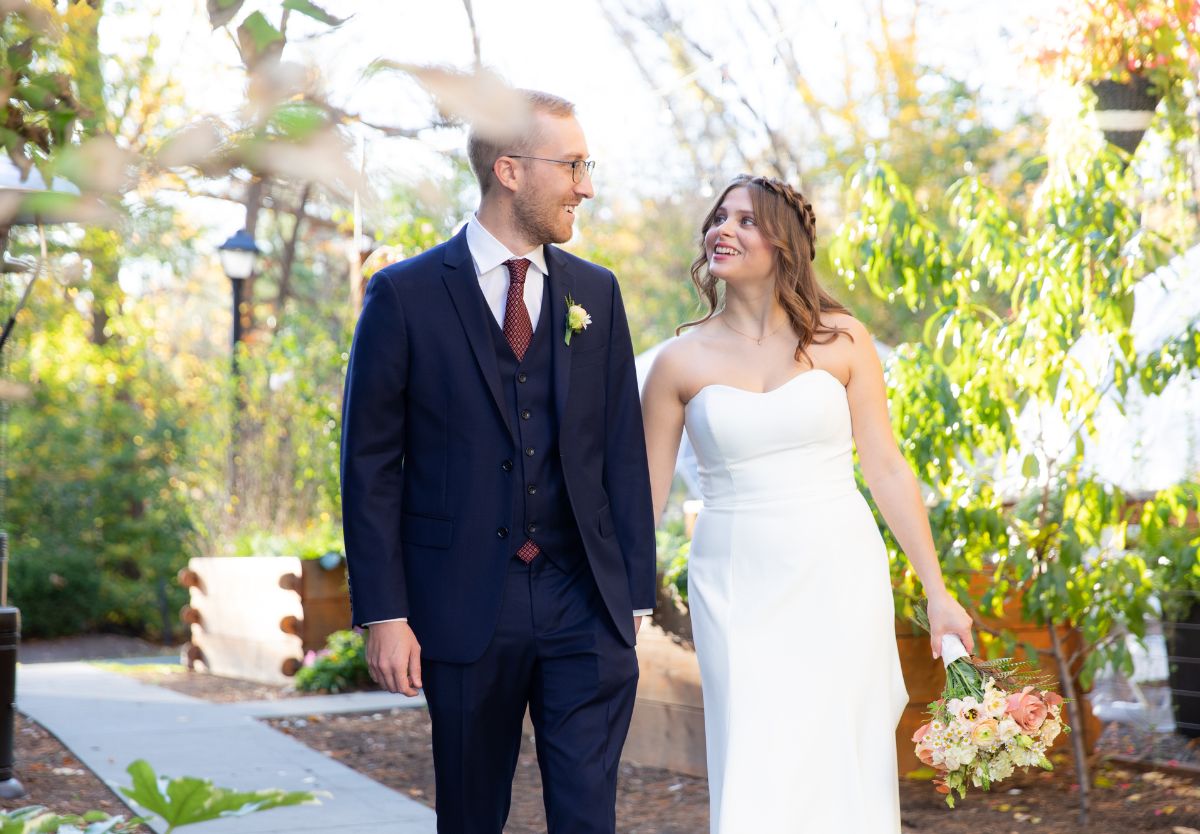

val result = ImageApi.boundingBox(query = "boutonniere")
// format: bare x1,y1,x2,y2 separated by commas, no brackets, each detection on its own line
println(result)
564,294,592,346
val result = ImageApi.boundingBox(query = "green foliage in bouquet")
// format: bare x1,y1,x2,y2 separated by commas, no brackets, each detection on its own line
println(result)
121,759,319,832
293,628,372,693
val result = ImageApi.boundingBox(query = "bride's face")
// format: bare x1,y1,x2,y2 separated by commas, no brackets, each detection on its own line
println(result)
704,187,774,284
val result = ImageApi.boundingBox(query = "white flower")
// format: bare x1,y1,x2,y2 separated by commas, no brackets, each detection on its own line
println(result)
563,295,592,346
988,751,1015,781
983,688,1009,719
948,696,984,726
1040,718,1061,745
997,717,1021,742
567,304,592,331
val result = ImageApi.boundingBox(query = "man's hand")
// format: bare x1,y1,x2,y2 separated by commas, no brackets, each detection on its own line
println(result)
633,615,644,642
366,620,422,696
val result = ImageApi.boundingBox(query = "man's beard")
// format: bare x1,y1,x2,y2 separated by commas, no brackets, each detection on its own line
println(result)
512,188,571,245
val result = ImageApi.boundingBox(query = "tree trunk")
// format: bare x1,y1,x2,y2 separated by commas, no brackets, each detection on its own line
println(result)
1048,622,1090,827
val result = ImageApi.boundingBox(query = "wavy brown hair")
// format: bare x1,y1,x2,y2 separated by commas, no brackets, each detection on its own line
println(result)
679,174,852,363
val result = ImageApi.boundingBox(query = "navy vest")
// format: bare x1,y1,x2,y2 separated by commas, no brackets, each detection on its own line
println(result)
489,284,585,567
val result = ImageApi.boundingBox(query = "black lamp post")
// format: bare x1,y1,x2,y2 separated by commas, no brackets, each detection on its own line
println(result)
217,229,259,499
0,155,82,800
217,229,259,364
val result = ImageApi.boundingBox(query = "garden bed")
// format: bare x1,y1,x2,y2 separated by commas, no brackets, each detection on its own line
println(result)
2,713,150,831
268,707,1200,833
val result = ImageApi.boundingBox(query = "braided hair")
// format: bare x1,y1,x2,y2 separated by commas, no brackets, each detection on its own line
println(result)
679,174,851,362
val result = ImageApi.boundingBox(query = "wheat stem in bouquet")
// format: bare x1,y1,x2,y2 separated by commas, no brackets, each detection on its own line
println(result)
909,600,1071,808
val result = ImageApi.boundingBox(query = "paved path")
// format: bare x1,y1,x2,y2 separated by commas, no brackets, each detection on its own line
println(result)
17,661,436,833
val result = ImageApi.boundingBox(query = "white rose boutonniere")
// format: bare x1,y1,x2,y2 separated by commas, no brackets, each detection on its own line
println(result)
564,294,592,346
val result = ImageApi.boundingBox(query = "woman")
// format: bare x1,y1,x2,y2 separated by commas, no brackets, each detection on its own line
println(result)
640,174,974,832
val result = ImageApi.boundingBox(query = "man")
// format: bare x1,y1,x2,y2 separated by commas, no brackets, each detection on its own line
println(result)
340,89,656,834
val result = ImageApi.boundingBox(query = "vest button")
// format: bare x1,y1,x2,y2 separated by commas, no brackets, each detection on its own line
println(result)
526,523,538,534
526,484,537,495
517,372,528,383
521,409,531,420
501,460,513,472
496,527,509,539
525,447,535,457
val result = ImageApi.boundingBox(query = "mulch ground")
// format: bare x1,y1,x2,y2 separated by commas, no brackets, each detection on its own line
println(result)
3,713,150,831
19,654,1200,832
267,707,1200,834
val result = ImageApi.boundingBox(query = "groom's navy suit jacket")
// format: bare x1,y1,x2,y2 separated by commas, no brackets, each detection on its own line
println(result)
340,227,657,664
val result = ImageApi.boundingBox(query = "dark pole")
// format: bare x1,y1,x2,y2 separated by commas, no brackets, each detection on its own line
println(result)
229,277,244,500
0,535,23,798
0,221,24,799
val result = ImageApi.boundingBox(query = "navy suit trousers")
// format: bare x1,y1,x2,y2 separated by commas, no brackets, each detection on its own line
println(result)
421,553,639,834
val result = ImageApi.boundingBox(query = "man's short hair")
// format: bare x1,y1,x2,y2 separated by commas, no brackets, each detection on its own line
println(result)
467,89,576,196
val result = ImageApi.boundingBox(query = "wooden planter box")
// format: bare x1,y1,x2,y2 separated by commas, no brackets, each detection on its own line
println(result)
179,555,351,685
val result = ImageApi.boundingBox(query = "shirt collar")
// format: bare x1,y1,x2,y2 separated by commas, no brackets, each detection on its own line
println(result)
466,213,548,278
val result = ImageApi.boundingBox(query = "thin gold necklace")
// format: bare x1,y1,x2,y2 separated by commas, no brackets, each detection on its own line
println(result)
720,314,788,346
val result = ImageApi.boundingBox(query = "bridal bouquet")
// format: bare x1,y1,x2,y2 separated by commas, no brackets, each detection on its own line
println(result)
910,611,1071,807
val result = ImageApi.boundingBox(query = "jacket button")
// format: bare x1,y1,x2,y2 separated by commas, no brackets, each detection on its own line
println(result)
501,460,513,472
525,447,535,457
496,527,509,539
521,409,531,420
526,484,537,495
526,523,538,534
517,372,528,383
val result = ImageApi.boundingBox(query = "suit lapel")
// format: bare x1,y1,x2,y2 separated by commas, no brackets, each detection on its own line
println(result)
441,228,515,440
545,246,574,430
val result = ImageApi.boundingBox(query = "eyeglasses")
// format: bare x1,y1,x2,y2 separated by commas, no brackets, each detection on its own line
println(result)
504,155,596,184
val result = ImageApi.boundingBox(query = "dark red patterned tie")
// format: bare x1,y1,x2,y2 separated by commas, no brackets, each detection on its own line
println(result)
502,258,540,564
503,258,534,361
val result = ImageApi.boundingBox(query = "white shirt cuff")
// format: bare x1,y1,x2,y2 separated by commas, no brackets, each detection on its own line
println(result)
363,618,407,626
632,609,653,617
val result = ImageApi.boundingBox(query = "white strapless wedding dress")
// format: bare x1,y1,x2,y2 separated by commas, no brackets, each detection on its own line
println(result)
684,368,909,833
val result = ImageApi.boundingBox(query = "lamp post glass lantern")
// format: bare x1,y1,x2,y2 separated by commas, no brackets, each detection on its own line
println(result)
218,229,259,353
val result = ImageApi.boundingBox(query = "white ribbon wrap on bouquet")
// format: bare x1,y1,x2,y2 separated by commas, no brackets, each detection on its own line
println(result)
941,634,970,668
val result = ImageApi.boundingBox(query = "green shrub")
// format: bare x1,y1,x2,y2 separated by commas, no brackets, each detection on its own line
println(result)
293,629,372,693
9,547,104,639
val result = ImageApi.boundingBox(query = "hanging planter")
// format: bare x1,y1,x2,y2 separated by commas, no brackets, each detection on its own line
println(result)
1089,74,1162,155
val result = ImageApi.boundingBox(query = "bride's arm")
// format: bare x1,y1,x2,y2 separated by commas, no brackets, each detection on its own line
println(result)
641,344,688,527
842,318,975,658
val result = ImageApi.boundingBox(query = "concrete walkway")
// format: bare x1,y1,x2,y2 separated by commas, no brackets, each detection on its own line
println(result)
17,662,436,833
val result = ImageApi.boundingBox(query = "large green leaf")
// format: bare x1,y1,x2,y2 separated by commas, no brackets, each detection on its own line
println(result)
120,760,319,830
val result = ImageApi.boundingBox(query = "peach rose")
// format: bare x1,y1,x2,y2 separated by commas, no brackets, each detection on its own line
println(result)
912,723,931,744
916,743,936,767
970,718,1001,748
1005,686,1048,731
1043,690,1064,709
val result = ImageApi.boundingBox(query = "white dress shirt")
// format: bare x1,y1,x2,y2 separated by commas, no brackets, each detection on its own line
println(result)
365,215,651,624
466,213,548,330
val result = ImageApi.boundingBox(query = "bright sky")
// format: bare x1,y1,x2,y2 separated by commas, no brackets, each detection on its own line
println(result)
103,0,1050,243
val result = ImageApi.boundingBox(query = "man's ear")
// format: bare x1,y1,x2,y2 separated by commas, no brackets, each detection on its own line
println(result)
493,156,520,193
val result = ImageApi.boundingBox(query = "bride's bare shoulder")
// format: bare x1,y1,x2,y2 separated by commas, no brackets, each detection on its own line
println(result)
821,311,870,340
647,322,719,388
